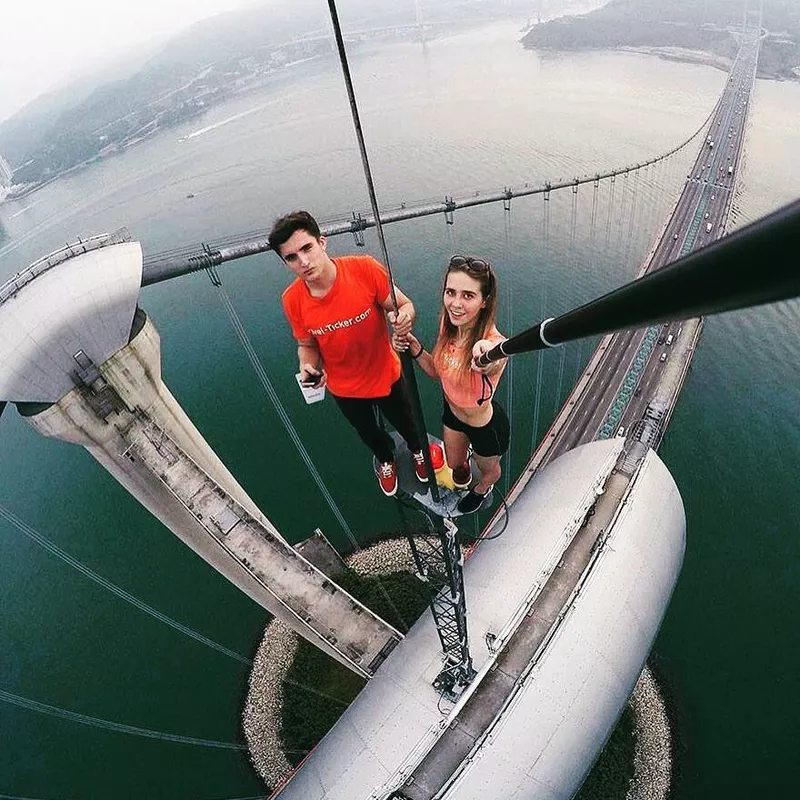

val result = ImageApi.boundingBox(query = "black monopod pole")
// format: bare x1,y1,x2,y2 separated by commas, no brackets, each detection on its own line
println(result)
326,0,440,501
476,197,800,367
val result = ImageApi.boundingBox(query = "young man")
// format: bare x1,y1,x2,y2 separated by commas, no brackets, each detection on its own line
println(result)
269,210,427,496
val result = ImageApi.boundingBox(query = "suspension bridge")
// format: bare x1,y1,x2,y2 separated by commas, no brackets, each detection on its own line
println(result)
2,12,797,800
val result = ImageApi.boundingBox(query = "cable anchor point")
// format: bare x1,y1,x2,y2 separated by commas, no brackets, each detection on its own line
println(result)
198,243,223,285
350,212,366,247
444,195,456,225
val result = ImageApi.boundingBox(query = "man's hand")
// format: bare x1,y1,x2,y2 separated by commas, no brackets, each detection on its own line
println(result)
299,363,326,387
388,308,413,339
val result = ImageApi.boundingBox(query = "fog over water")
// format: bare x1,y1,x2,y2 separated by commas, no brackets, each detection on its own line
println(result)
0,0,257,120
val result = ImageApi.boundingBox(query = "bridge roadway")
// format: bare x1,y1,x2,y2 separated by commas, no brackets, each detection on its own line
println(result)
499,29,761,497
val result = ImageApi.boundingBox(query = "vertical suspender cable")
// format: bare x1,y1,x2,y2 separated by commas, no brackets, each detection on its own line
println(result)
623,168,640,267
502,208,514,497
529,192,550,456
576,179,601,380
553,186,577,414
325,0,440,503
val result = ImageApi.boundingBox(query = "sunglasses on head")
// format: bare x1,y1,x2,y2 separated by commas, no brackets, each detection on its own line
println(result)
449,255,490,273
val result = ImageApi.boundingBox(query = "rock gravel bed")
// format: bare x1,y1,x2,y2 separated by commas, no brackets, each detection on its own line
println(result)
242,618,298,787
242,538,414,787
345,537,417,576
627,665,672,800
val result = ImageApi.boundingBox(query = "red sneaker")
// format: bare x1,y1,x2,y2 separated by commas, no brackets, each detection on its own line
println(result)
412,450,429,483
378,461,398,497
452,462,472,490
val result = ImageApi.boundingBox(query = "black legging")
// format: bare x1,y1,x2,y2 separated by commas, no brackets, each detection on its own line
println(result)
332,378,423,463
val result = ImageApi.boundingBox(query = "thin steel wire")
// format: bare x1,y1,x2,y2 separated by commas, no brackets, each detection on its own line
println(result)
0,503,251,665
529,193,550,456
0,688,246,749
503,208,514,496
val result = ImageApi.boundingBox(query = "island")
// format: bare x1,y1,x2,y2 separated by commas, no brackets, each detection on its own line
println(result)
522,0,800,81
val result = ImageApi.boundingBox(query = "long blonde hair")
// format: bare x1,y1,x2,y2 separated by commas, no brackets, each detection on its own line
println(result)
433,256,498,373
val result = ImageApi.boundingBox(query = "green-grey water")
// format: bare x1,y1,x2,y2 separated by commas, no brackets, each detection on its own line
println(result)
0,20,798,799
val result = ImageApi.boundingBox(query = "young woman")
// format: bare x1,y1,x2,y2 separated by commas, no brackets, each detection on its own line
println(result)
398,255,509,514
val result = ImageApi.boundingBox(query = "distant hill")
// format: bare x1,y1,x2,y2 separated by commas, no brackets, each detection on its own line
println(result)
0,38,166,169
0,0,557,190
522,0,800,80
0,1,324,174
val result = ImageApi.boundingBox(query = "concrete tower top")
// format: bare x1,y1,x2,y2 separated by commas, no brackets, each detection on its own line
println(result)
276,440,686,800
0,230,142,403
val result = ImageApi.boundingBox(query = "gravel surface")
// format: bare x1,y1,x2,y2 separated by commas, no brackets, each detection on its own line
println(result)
242,619,298,786
627,665,672,800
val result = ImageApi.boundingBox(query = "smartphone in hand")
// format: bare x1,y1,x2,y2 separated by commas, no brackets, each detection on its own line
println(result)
295,372,325,404
301,372,322,388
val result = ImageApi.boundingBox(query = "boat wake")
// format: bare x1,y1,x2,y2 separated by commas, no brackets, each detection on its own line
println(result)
184,100,279,141
9,200,42,219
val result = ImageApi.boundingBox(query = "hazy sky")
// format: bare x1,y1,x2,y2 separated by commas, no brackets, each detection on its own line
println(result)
0,0,257,122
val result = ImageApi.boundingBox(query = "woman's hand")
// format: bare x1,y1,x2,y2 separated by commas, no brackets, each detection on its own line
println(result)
393,329,415,354
471,339,502,373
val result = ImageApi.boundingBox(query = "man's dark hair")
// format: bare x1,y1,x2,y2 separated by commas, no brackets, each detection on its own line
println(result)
268,210,322,254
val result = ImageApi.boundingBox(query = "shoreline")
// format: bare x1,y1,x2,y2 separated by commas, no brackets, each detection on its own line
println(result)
619,45,734,73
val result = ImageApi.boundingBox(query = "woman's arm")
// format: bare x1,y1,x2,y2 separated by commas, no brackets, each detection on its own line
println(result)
393,331,439,381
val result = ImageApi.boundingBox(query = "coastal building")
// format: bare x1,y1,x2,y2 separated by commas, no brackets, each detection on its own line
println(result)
0,155,14,188
0,153,13,187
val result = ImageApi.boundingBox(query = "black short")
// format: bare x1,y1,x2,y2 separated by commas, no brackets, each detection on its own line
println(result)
442,400,510,458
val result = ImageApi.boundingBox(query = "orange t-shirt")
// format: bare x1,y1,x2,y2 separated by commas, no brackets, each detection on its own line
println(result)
436,326,507,409
282,255,401,398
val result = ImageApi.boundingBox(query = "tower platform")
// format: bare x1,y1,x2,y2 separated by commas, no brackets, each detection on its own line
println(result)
375,433,491,518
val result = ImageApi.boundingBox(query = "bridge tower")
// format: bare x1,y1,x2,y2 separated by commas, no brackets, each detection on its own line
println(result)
414,0,426,44
0,231,401,678
0,153,13,187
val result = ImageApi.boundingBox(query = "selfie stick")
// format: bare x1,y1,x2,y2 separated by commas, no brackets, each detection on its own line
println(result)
475,198,800,367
